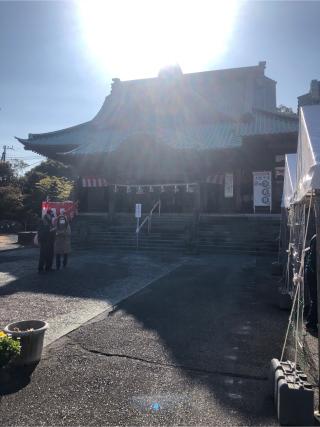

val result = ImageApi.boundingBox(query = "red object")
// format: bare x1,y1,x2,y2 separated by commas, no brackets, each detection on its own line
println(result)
41,201,78,220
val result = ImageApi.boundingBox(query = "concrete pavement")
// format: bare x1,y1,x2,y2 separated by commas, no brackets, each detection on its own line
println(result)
0,234,20,251
0,251,288,425
0,248,182,346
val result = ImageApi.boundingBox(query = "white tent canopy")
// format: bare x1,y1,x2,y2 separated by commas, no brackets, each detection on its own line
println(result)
294,105,320,202
282,153,297,208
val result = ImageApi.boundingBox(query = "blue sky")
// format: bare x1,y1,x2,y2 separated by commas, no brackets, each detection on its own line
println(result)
0,0,319,166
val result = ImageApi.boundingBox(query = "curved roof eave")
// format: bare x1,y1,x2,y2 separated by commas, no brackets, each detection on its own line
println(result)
29,120,92,140
15,136,29,145
15,120,93,146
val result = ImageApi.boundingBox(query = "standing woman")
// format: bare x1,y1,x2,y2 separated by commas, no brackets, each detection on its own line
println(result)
55,215,71,270
38,210,55,273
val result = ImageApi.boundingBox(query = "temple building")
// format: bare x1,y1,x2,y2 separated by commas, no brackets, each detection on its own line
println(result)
17,62,298,214
298,79,320,109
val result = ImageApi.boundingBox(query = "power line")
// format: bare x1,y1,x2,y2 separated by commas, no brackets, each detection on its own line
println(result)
1,145,14,162
7,157,43,160
26,160,44,167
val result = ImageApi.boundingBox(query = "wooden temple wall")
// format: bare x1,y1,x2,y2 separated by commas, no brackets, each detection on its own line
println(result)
75,134,296,214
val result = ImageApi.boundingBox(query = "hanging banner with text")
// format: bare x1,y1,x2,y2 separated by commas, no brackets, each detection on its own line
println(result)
224,173,234,198
42,201,78,220
253,171,272,211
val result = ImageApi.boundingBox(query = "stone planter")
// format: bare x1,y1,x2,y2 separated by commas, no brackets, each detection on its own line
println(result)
4,320,48,366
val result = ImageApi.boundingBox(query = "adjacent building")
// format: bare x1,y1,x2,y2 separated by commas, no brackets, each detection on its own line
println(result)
298,80,320,109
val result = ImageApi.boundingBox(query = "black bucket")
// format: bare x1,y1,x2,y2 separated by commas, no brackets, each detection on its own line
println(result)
4,320,48,366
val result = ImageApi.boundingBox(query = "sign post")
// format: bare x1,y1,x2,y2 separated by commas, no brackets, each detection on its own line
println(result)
253,171,272,213
135,203,142,249
224,173,234,198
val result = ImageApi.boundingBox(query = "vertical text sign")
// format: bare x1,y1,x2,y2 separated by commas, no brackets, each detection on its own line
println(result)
253,171,272,209
224,173,234,198
135,203,142,218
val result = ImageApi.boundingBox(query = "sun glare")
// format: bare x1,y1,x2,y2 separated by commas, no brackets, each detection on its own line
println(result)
77,0,240,80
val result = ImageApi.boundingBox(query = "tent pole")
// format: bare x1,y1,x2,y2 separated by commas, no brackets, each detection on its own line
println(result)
314,190,320,417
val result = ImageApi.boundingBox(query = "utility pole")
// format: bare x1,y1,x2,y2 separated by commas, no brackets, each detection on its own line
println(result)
1,145,14,162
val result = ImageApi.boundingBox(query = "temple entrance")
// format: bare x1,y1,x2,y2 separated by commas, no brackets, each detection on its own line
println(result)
79,187,109,212
78,180,199,214
205,183,223,213
114,185,197,214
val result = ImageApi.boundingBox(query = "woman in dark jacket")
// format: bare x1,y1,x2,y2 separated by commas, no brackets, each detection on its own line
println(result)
38,210,55,273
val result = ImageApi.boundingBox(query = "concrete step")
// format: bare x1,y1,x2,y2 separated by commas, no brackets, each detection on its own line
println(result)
72,213,280,254
73,243,186,252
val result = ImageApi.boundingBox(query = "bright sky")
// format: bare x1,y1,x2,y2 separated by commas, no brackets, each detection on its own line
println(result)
0,0,320,167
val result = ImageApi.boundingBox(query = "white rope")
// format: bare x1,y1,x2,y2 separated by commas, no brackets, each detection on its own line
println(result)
277,217,283,264
280,194,313,364
294,279,300,377
280,281,300,361
284,240,292,294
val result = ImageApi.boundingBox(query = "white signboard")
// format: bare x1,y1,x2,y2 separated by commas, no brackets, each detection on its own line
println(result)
253,171,272,211
224,173,234,198
135,203,142,218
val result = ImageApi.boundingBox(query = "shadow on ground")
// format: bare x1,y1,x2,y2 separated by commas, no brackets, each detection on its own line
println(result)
67,254,288,424
0,252,288,425
0,364,38,396
0,258,128,299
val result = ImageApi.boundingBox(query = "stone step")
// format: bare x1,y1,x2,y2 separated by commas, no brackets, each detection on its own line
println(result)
74,242,186,252
198,242,278,250
72,214,280,254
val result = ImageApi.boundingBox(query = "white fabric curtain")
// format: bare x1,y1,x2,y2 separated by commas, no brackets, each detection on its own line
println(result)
295,105,320,202
282,153,297,208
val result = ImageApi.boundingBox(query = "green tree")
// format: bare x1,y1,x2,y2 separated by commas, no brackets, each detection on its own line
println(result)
10,159,29,177
0,162,24,221
0,185,24,220
35,176,74,201
27,160,75,180
0,162,15,186
22,160,76,217
277,104,295,115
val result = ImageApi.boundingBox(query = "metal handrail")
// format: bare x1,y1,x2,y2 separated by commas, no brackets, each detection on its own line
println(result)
148,199,161,233
136,200,161,248
136,215,149,234
136,200,161,234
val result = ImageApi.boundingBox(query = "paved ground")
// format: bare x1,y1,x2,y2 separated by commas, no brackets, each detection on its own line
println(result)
0,250,289,426
0,248,182,345
0,234,20,251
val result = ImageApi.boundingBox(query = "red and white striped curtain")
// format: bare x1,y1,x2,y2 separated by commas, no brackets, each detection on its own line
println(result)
206,174,225,184
81,177,108,188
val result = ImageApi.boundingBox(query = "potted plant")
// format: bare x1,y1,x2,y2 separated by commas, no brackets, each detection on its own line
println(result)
0,331,21,368
4,320,48,365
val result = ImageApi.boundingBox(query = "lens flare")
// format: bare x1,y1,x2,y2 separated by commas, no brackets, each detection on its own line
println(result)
77,0,240,79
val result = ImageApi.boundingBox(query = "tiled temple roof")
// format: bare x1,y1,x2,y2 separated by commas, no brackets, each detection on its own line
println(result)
16,63,298,157
16,109,298,156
